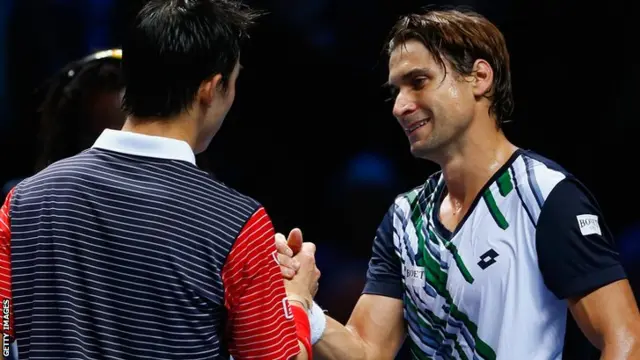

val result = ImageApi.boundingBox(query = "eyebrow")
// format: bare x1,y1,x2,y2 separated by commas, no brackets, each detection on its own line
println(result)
384,67,432,88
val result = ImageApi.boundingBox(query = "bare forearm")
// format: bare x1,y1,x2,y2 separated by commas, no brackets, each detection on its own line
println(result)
313,295,405,360
313,316,371,360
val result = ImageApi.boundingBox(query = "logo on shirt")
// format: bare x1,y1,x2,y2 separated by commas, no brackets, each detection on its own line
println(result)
577,214,601,236
404,265,425,287
477,249,499,270
282,298,294,320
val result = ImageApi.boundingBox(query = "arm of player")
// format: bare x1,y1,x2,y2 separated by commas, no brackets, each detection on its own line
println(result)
314,295,404,360
313,205,406,360
222,207,309,360
536,179,640,359
569,281,640,360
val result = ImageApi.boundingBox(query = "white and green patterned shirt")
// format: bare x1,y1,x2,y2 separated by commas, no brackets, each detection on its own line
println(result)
363,149,625,359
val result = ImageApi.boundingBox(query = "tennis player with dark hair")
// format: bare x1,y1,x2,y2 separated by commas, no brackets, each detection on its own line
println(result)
277,8,640,359
0,0,317,359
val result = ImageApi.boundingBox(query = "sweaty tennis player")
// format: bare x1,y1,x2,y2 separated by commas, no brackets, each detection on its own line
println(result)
277,8,640,359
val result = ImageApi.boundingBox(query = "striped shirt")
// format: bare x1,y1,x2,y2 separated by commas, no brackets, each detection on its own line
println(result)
0,129,300,360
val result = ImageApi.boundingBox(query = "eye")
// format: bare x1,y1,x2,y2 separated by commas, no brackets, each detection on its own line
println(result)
411,76,427,89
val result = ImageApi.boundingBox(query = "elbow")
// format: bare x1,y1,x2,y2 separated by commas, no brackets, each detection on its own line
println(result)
601,322,640,359
623,325,640,359
344,325,377,360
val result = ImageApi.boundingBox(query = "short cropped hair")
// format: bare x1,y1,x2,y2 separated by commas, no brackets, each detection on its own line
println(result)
122,0,259,118
387,9,514,126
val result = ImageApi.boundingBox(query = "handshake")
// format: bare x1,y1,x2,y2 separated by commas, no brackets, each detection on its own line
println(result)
274,228,328,346
274,228,321,311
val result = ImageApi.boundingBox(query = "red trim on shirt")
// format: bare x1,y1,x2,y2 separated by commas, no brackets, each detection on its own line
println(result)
0,188,14,339
222,207,300,359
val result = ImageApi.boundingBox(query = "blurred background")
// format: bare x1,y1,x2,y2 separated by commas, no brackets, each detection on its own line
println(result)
0,0,639,356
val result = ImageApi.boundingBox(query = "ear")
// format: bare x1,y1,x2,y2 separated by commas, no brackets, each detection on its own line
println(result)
197,73,223,106
471,59,494,97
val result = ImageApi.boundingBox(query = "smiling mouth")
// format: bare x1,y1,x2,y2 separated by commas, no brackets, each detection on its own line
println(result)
404,119,428,135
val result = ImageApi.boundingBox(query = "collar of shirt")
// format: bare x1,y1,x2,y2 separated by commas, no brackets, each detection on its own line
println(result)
92,129,196,165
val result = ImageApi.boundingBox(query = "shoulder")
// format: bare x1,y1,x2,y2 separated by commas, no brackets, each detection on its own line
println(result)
18,149,101,185
184,168,263,221
214,181,262,216
513,150,571,200
509,150,593,224
18,150,263,223
532,176,623,298
537,176,604,238
515,150,598,215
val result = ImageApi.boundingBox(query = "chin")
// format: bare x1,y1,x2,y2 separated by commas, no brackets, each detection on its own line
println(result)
409,144,431,159
409,139,440,160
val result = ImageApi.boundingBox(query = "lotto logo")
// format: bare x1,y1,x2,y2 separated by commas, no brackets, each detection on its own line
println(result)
477,249,499,270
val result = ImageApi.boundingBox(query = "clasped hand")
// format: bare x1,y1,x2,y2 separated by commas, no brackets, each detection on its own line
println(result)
275,229,321,310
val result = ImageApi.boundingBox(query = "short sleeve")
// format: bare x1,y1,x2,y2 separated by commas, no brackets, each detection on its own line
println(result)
536,178,626,299
222,207,299,360
362,204,403,299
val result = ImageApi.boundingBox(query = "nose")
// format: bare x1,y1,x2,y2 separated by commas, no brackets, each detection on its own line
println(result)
392,92,418,119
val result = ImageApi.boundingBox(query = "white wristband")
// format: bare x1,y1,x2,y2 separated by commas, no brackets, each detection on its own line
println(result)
309,301,327,345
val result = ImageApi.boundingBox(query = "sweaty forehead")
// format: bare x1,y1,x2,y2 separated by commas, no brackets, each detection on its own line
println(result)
388,40,437,82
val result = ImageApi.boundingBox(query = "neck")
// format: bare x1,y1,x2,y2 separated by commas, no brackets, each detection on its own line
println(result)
121,112,199,151
438,121,517,208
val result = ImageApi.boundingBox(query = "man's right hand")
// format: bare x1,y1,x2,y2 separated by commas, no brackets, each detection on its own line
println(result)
275,230,302,280
275,229,321,309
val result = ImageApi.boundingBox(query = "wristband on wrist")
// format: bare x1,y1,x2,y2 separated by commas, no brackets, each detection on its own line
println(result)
309,301,327,345
290,304,313,360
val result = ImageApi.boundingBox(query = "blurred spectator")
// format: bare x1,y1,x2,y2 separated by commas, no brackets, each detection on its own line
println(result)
1,50,125,200
34,50,125,172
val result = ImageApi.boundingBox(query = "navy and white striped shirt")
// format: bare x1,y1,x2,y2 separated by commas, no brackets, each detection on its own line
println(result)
0,129,300,360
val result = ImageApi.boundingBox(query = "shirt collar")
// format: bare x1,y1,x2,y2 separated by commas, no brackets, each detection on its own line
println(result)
92,129,196,165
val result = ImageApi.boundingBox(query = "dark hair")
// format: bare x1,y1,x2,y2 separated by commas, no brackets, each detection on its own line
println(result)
35,51,124,172
387,9,514,127
121,0,259,118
